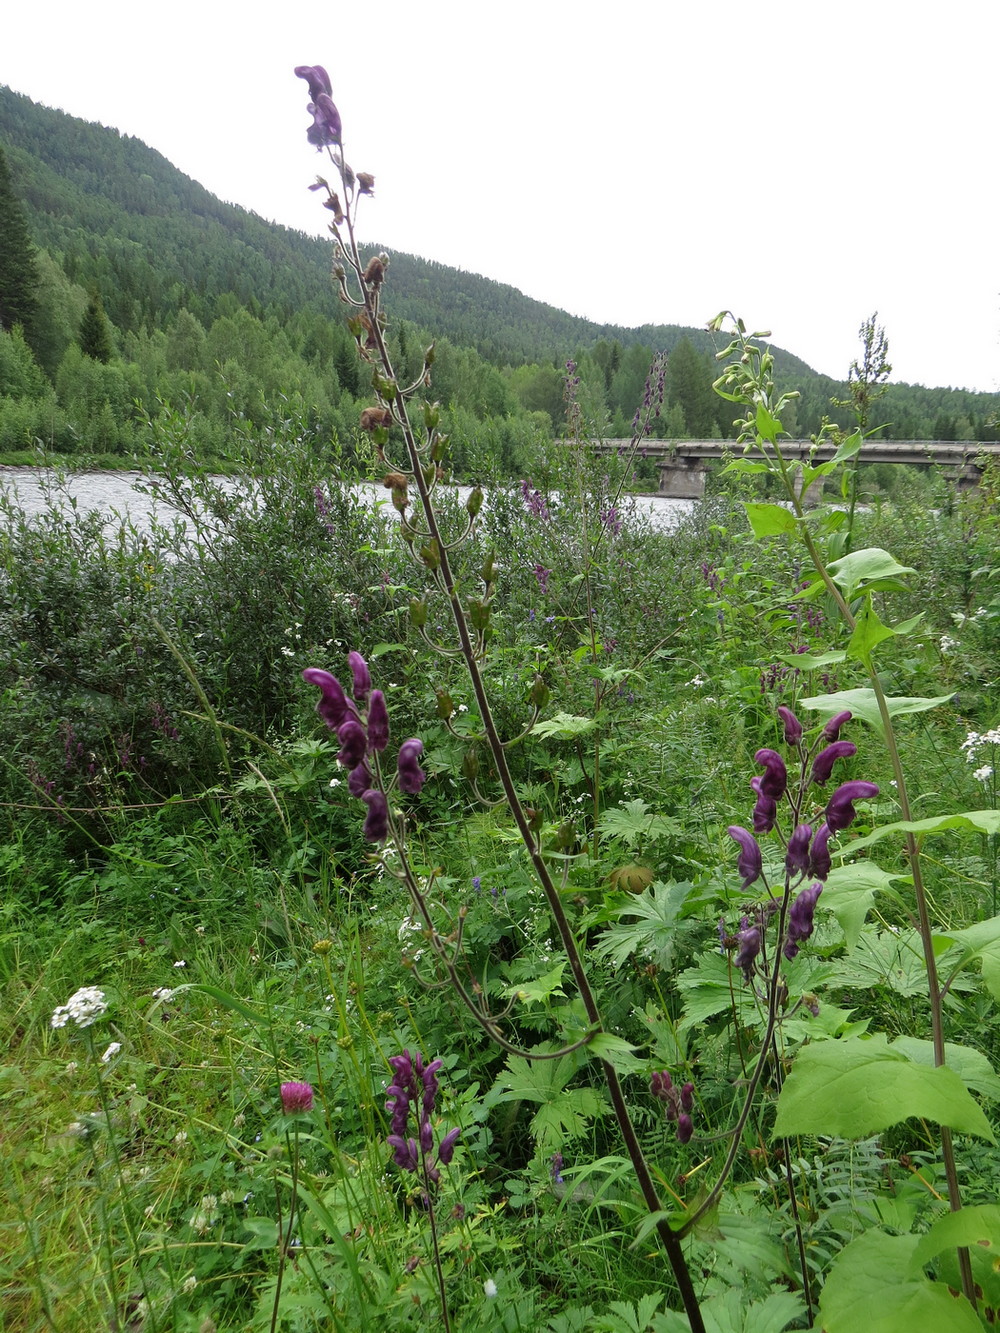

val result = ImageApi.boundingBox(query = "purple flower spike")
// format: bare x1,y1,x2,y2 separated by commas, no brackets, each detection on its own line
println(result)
783,883,823,960
397,739,427,794
680,1082,694,1113
348,760,371,797
677,1114,694,1145
754,748,788,800
361,789,389,841
734,925,762,981
777,706,803,746
294,65,332,101
826,781,880,833
437,1127,461,1165
811,740,857,785
302,667,349,729
808,823,832,881
750,777,778,834
367,690,389,752
337,719,367,769
727,825,763,890
785,824,813,877
348,651,371,704
823,710,853,740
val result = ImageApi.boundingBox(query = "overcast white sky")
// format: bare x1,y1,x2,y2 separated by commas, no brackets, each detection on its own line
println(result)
3,0,998,393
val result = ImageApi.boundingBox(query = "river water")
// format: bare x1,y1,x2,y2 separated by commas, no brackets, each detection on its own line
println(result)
0,468,696,537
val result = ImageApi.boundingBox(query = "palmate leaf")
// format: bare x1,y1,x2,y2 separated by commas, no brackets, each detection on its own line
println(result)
821,862,908,948
772,1034,995,1142
675,951,757,1033
591,880,696,971
596,799,682,850
822,927,973,998
487,1046,609,1152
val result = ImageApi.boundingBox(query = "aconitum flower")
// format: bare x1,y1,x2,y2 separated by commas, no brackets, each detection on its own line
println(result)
754,749,788,800
783,883,823,960
750,777,778,834
385,1050,459,1185
650,1069,697,1142
727,826,763,890
777,706,803,746
337,719,368,769
361,789,389,842
348,651,371,704
367,690,389,752
294,64,332,101
302,667,350,730
348,760,371,797
825,780,880,833
280,1081,315,1114
734,924,762,982
785,824,813,877
808,823,832,881
811,741,857,785
397,739,427,794
822,710,853,740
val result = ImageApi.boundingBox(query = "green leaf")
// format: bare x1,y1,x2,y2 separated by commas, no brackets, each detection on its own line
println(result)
772,1034,995,1141
916,1206,1000,1311
592,880,696,972
676,951,756,1033
825,928,972,998
501,961,567,1006
776,648,847,670
818,1230,981,1333
826,547,916,597
889,1036,1000,1102
586,1032,647,1076
755,402,782,441
801,687,954,736
847,595,903,664
596,799,682,849
822,863,908,949
179,983,267,1026
530,712,596,739
933,915,1000,1001
850,809,1000,852
743,501,797,538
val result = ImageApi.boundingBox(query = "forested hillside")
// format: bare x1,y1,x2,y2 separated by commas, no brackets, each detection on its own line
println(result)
0,84,997,472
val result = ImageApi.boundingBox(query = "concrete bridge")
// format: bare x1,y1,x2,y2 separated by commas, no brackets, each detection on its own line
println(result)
580,439,1000,500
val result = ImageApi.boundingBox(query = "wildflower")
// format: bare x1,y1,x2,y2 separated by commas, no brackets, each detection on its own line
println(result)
348,651,372,704
181,1275,198,1295
294,64,332,102
822,710,853,740
385,1049,459,1185
361,789,389,842
783,883,823,960
336,719,367,769
367,690,389,751
974,765,994,783
754,749,788,800
550,1152,565,1186
152,987,175,1001
734,924,762,982
808,823,832,880
484,1279,498,1299
100,1041,122,1064
174,1131,188,1146
727,826,763,890
280,1081,314,1114
940,634,958,653
397,739,427,794
302,667,351,730
777,705,803,746
51,986,108,1030
173,959,187,969
348,760,371,797
825,780,880,833
650,1069,697,1141
785,824,813,877
750,777,778,834
65,1061,78,1075
811,741,857,785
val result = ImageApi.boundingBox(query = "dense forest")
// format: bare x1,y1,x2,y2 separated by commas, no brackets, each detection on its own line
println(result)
0,84,997,476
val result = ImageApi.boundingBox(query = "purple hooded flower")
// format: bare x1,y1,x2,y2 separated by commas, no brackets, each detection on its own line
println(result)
302,667,350,729
750,777,778,834
294,64,332,101
337,719,368,769
361,789,389,841
808,822,832,880
437,1126,461,1165
367,690,389,752
677,1114,694,1145
825,780,879,833
811,741,857,785
306,91,342,148
727,825,763,890
348,760,371,797
783,883,823,960
777,706,803,746
397,739,427,794
754,749,788,800
385,1049,458,1181
822,710,853,740
734,924,762,981
785,824,813,877
348,651,371,704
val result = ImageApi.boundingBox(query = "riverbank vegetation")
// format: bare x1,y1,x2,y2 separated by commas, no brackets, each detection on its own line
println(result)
3,76,1000,1333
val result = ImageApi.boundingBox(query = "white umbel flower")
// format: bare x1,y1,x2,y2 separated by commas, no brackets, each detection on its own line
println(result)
51,986,108,1029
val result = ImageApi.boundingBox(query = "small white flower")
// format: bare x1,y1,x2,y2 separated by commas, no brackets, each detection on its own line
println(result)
144,1205,156,1218
101,1042,122,1064
174,1131,188,1146
484,1278,498,1299
195,925,206,935
974,765,994,783
173,960,187,969
939,634,958,653
51,986,108,1030
457,704,469,713
181,1275,197,1295
329,778,342,788
64,1061,78,1075
152,987,175,1002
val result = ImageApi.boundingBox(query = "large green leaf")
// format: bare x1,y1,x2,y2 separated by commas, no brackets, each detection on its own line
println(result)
826,547,916,597
822,862,908,949
933,914,1000,1001
592,880,695,972
913,1204,1000,1267
818,1230,981,1333
772,1034,995,1141
851,809,1000,852
889,1036,1000,1101
743,501,797,538
801,686,954,735
530,712,596,739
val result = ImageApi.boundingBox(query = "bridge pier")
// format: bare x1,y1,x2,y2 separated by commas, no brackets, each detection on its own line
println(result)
657,460,706,500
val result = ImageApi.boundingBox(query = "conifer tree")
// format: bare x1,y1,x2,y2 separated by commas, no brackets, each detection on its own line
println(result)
78,290,114,363
0,143,40,340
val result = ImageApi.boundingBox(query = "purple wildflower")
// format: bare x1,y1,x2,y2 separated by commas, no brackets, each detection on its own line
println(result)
811,741,857,785
304,89,342,148
367,690,389,752
783,883,823,960
823,710,853,740
294,65,332,101
348,760,371,797
302,667,350,729
750,776,778,834
348,651,371,704
777,705,803,746
754,749,788,800
280,1081,314,1114
550,1152,565,1185
397,739,427,794
727,826,763,890
734,924,762,982
825,780,879,833
677,1114,694,1144
650,1070,697,1142
785,824,813,877
361,789,389,842
385,1050,459,1184
808,823,832,880
337,719,368,770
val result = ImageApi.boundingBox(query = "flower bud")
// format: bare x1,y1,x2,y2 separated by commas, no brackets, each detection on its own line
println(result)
530,675,550,710
783,883,823,960
777,706,803,746
466,486,484,519
808,823,832,880
348,651,371,704
423,401,440,430
302,667,349,729
750,776,777,834
462,749,480,780
409,599,427,629
676,1114,694,1145
437,1126,461,1165
823,710,853,740
435,688,454,720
